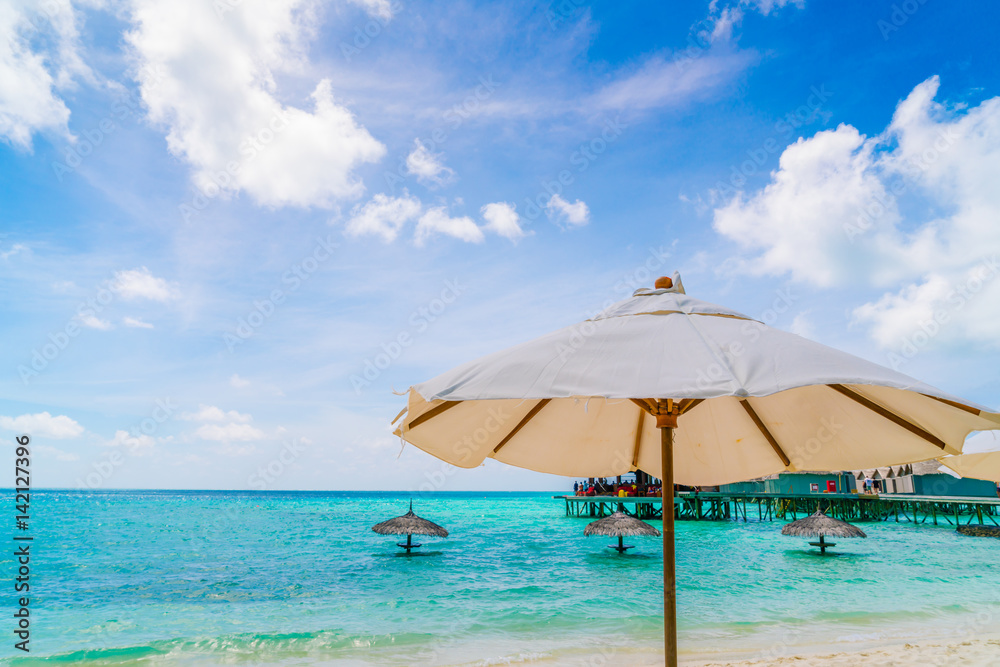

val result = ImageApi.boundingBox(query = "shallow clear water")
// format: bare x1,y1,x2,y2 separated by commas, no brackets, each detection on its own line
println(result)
4,490,999,665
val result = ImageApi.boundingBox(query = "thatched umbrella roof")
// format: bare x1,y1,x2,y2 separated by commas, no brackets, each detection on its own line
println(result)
584,511,661,537
781,511,867,539
371,501,449,538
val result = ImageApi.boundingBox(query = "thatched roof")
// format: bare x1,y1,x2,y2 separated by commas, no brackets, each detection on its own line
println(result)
371,502,449,538
781,511,867,539
584,511,661,538
910,460,945,475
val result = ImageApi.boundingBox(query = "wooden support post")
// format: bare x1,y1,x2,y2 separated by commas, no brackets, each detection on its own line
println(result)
661,422,678,667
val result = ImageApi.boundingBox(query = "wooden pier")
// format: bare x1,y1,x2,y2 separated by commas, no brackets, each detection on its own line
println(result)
559,492,1000,526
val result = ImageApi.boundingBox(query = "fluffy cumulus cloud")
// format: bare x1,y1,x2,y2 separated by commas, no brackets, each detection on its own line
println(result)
545,194,590,228
195,423,266,442
0,0,94,149
414,207,485,246
106,429,156,453
481,202,527,243
713,76,1000,350
123,316,154,329
126,0,385,208
0,412,84,438
405,139,455,187
345,192,422,242
182,405,253,423
111,267,177,301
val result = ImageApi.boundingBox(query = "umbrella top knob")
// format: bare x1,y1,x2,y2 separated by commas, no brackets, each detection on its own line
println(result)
654,276,673,289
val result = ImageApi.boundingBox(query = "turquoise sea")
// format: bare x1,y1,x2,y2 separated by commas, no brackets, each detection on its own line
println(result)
3,490,999,665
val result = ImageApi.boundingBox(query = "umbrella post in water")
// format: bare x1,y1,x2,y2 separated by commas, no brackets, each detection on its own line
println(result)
393,273,1000,667
584,510,661,553
371,500,449,553
781,510,867,554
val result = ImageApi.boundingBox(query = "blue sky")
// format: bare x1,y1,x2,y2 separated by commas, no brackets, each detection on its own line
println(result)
2,0,999,491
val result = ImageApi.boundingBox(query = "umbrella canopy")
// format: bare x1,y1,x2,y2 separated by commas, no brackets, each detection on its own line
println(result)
939,452,1000,483
371,501,449,537
395,275,1000,485
392,273,1000,666
939,431,1000,483
781,511,867,539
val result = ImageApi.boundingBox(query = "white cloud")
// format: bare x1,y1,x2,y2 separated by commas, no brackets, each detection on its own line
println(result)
788,312,814,338
77,313,113,330
481,202,527,243
106,429,156,454
0,412,84,438
0,1,93,149
181,405,253,423
346,192,422,242
713,76,1000,348
126,0,385,208
195,423,266,442
1,242,27,259
111,267,177,301
123,316,154,329
414,207,484,246
33,444,79,461
405,139,455,187
545,194,590,228
593,52,756,112
230,374,250,388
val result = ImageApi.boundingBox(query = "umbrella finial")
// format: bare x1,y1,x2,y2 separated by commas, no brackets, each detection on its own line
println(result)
654,276,673,289
409,499,413,512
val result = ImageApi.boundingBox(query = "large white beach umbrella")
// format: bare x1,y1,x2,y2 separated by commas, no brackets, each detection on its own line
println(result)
939,431,1000,482
392,274,1000,666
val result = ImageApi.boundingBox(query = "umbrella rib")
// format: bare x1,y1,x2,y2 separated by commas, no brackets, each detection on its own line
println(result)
739,399,791,467
630,407,646,470
920,393,982,416
407,400,461,430
492,399,551,455
829,384,947,450
678,398,703,415
630,398,657,414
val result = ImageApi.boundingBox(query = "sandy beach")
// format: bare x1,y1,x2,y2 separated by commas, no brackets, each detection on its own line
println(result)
685,635,1000,667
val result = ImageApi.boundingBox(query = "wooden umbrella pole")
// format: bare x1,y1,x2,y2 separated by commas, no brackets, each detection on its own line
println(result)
659,408,678,667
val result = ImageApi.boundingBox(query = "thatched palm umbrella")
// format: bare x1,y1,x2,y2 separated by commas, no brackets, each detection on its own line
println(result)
781,510,866,554
371,501,449,552
585,511,661,553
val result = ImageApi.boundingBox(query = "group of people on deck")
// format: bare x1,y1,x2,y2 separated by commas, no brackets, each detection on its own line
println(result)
573,477,662,497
